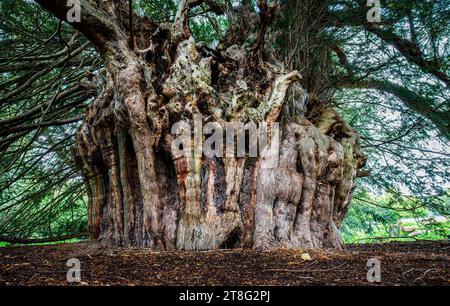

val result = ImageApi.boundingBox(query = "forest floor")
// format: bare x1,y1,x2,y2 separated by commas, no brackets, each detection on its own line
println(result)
0,240,448,286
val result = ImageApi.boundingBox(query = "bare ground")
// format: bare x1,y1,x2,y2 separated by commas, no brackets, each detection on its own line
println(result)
0,241,448,286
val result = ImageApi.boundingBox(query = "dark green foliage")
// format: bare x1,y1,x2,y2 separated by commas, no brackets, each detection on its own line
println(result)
343,190,449,242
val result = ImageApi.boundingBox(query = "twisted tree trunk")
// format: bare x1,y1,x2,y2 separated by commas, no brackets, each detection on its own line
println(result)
38,0,365,250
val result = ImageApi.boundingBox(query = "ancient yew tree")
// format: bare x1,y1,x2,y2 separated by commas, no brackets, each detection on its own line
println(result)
1,0,448,249
34,0,365,250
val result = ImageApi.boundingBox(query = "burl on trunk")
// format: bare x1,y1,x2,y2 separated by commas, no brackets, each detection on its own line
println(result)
39,0,367,250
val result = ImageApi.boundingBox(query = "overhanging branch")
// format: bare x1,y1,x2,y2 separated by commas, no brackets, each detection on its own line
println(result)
328,3,449,87
336,77,449,139
364,24,449,87
34,0,124,53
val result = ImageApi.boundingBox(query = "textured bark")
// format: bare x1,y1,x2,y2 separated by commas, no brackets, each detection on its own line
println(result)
47,0,368,250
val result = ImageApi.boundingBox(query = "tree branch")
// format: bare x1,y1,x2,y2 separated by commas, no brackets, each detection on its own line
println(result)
328,3,449,86
364,24,449,87
336,77,449,139
34,0,124,53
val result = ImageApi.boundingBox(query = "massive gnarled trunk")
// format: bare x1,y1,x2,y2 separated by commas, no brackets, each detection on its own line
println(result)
38,0,366,250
